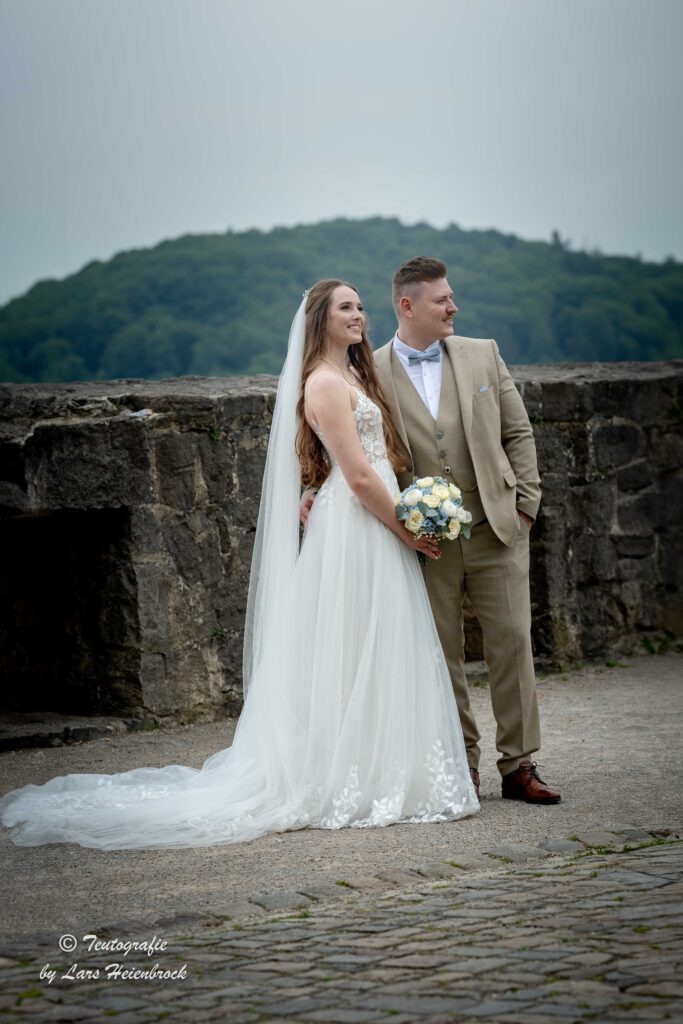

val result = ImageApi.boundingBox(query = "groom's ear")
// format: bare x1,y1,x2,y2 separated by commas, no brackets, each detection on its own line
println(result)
398,295,413,317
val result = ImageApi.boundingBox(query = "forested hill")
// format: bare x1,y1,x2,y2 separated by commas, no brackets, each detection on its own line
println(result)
1,217,681,383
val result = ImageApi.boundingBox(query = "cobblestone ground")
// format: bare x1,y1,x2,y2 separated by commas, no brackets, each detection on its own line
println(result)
1,830,681,1023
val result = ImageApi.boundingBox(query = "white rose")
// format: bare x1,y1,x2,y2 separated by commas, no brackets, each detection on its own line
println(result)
442,499,458,518
416,476,435,488
432,483,450,501
447,518,461,538
405,509,425,534
448,483,462,500
403,488,423,507
422,493,440,509
456,506,472,523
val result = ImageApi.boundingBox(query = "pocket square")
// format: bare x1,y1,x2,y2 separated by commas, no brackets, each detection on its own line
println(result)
478,384,490,393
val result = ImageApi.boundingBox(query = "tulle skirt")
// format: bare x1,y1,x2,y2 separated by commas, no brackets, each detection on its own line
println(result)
0,457,478,849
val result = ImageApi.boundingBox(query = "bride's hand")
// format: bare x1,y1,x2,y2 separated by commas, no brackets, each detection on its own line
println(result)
401,531,442,560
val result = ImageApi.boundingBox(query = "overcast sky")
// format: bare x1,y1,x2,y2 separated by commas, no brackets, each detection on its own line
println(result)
1,0,681,305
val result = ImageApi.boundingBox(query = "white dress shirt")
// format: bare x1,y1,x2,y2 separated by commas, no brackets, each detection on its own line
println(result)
391,334,443,419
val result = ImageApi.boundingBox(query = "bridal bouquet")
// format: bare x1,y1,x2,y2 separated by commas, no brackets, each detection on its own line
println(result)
394,476,472,543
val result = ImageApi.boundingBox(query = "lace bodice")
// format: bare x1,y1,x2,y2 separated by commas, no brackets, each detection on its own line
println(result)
315,388,389,466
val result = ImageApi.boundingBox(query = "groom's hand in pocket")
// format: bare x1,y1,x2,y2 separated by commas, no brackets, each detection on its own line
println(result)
300,488,317,526
517,509,533,531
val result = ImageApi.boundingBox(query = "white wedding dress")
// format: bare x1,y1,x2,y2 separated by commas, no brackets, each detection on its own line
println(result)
0,388,478,849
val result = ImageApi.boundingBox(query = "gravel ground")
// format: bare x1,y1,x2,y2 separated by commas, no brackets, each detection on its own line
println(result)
0,652,680,942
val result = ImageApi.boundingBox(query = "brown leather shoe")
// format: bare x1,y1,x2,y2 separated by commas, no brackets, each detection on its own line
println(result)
501,761,561,804
470,767,480,799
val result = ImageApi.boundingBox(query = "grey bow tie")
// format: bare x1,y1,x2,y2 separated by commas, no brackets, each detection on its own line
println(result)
408,344,441,366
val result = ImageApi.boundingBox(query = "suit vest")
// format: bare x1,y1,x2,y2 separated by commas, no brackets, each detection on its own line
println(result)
390,346,486,525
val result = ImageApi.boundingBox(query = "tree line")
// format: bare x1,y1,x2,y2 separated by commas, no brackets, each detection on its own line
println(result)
1,216,681,383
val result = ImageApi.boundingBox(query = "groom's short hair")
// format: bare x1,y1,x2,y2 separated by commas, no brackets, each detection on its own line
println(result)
392,256,448,312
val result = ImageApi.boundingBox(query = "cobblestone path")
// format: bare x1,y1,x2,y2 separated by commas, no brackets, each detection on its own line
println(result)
1,831,681,1023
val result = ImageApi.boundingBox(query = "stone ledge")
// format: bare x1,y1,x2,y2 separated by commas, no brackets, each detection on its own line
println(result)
0,711,161,753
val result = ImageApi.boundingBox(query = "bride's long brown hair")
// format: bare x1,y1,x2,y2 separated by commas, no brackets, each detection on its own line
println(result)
295,279,409,489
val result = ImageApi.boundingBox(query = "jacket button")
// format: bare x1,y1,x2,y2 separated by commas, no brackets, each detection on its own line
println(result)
444,465,451,475
436,430,444,440
439,449,447,458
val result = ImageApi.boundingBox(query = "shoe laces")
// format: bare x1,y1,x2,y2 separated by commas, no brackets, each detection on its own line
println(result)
525,761,544,780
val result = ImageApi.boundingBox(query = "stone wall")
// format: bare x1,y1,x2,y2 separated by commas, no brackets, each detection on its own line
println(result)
0,378,275,725
0,361,681,725
517,363,683,664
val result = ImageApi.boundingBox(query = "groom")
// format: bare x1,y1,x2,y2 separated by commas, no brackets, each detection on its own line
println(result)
304,257,559,804
374,257,559,804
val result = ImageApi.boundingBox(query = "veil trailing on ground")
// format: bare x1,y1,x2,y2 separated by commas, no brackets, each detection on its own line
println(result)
242,292,308,696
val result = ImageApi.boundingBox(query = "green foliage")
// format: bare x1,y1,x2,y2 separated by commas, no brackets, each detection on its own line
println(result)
641,630,683,655
1,217,681,383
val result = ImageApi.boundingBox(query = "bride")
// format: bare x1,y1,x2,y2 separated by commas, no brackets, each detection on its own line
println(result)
0,280,479,849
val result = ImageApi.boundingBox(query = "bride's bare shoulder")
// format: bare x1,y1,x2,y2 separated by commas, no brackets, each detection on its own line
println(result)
304,369,355,429
305,369,351,403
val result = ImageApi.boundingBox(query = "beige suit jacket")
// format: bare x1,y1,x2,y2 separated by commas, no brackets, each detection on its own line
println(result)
374,335,541,547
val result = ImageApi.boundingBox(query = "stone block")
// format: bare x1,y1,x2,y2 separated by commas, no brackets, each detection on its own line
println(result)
140,645,224,718
341,875,391,891
413,861,461,879
659,538,683,590
539,837,584,854
648,427,683,471
573,535,617,585
590,374,678,422
616,579,659,631
539,380,593,422
617,555,658,583
484,842,551,862
134,562,172,644
534,603,582,663
203,899,265,920
196,433,233,506
618,490,660,533
573,829,622,848
128,505,165,553
578,589,625,656
592,419,644,471
569,478,616,530
232,437,271,506
25,417,155,510
139,651,168,713
616,459,654,492
612,534,655,558
153,431,199,509
534,472,569,509
515,378,543,418
160,510,223,589
443,854,487,871
534,425,575,477
659,472,683,528
297,882,357,900
248,891,313,911
629,379,681,424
